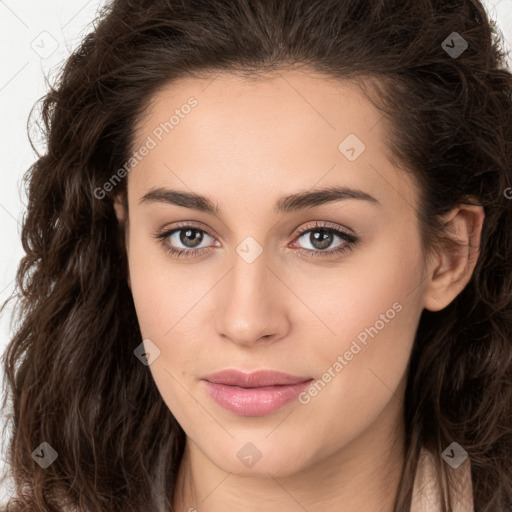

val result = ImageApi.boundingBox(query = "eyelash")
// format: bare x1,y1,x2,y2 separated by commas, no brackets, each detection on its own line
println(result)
154,221,360,260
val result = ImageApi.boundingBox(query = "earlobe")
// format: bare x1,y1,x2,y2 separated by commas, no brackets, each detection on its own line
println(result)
423,203,485,312
113,194,127,224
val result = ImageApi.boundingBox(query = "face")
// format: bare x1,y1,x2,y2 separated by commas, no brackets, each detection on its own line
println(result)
116,70,432,478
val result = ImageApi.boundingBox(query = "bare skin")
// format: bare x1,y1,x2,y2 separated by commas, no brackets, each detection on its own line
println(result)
114,69,484,512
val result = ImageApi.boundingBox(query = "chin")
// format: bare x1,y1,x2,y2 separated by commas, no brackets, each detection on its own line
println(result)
207,442,312,478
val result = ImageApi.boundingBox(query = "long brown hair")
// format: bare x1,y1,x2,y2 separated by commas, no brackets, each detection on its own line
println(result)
1,0,511,510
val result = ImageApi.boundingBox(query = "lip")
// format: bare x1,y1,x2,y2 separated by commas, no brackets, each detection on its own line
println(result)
202,369,314,416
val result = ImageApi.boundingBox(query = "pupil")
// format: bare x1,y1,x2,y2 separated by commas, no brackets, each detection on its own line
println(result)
311,230,332,250
180,228,203,248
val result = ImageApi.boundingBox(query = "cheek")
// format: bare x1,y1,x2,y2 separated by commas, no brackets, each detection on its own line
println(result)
295,243,424,431
300,233,422,352
127,224,196,337
126,237,202,419
126,227,212,396
299,228,421,360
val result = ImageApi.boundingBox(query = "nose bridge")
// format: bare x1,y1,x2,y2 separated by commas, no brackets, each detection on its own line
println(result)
215,236,287,345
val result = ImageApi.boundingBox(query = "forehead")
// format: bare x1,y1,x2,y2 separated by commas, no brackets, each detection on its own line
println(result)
128,70,419,217
136,69,382,144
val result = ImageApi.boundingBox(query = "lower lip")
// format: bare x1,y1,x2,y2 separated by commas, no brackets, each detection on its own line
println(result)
202,380,313,416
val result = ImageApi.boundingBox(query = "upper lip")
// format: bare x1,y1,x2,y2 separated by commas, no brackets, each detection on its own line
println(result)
203,369,313,387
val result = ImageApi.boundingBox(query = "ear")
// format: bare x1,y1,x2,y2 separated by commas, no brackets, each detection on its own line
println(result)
423,203,485,312
113,193,127,224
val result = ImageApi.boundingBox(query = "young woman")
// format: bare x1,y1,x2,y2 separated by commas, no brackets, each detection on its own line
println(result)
1,0,511,511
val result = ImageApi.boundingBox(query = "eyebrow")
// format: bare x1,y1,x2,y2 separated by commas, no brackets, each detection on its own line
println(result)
139,185,381,215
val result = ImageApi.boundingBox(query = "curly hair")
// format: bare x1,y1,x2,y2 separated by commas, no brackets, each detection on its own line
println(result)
1,0,511,510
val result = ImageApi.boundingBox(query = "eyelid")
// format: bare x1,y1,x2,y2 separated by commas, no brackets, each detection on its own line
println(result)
156,220,217,240
292,220,356,238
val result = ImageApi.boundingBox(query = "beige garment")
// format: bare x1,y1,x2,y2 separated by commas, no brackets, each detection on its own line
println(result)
411,447,474,512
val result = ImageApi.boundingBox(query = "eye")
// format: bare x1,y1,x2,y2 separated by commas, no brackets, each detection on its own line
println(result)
154,222,217,259
154,221,359,259
291,221,359,259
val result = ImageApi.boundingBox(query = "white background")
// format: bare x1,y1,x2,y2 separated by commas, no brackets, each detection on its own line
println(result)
0,0,511,504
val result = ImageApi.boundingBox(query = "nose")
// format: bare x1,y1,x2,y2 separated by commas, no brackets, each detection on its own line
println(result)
214,250,291,348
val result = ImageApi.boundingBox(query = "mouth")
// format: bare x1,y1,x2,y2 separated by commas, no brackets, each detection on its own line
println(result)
202,369,314,416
